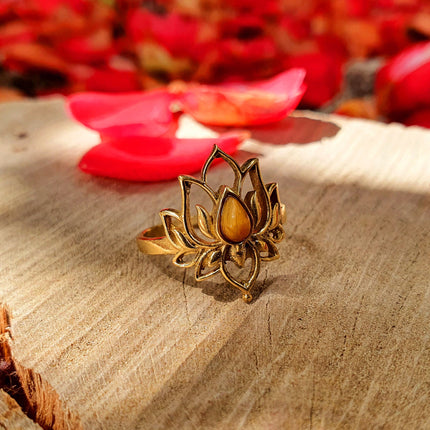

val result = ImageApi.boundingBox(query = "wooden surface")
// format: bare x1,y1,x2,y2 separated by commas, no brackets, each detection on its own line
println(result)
0,98,429,429
0,390,41,430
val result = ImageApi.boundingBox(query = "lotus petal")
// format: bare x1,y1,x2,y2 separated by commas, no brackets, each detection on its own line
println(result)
160,209,193,250
178,176,218,247
201,145,243,193
220,243,260,294
240,158,271,234
254,237,279,261
195,248,222,281
173,250,200,268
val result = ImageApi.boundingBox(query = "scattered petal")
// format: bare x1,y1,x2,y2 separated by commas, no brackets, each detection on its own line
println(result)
376,41,430,117
56,28,116,64
127,10,201,59
403,109,430,129
284,52,343,108
0,21,35,47
68,90,177,138
175,68,306,126
0,42,68,73
78,132,248,182
80,67,141,93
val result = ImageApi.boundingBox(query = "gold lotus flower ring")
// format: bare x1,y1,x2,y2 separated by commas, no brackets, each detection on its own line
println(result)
137,146,286,302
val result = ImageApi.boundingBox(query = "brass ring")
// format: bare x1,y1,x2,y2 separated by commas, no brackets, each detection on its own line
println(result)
137,146,286,302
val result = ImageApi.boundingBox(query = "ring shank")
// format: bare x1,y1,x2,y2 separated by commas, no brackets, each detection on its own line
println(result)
137,225,177,255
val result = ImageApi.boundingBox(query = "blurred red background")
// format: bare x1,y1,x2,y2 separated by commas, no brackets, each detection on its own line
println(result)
1,0,430,127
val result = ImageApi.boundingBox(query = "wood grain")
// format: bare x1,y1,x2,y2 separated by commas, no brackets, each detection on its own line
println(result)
0,99,429,429
0,390,42,430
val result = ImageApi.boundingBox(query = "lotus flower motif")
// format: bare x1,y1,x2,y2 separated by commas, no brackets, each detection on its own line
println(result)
160,145,285,302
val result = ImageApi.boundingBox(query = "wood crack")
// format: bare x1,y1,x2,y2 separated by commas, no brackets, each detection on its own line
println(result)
253,352,259,373
309,366,315,430
351,294,365,340
182,271,191,329
339,334,347,359
0,303,82,430
265,297,272,349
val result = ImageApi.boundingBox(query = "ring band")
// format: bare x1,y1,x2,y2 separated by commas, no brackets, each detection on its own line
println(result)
137,145,286,302
137,225,177,255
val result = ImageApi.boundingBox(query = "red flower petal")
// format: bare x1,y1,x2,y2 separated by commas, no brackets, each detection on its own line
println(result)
78,132,248,181
218,37,279,63
68,90,178,138
127,10,201,60
284,52,343,108
75,67,141,93
403,109,430,129
0,42,68,73
378,13,410,56
15,0,89,18
176,69,306,127
0,21,36,47
56,29,116,64
376,42,430,118
220,15,265,39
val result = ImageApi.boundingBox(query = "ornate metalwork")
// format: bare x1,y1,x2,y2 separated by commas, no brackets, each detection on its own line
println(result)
137,145,286,302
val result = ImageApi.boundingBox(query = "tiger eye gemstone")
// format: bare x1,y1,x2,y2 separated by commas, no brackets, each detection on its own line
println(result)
219,196,252,243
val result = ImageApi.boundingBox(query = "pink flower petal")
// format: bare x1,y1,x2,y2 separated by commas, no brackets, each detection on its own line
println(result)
78,132,248,182
176,69,306,126
68,90,178,138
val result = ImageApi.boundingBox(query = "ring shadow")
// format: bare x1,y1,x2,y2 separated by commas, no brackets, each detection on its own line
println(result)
149,254,282,303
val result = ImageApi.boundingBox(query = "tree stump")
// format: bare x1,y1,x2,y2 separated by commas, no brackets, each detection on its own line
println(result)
0,99,429,429
0,390,42,429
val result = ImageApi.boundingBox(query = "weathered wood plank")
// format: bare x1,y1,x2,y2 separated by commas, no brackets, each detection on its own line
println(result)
0,99,429,429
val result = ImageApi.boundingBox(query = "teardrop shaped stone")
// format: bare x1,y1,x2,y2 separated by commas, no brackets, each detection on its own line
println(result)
219,196,252,243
